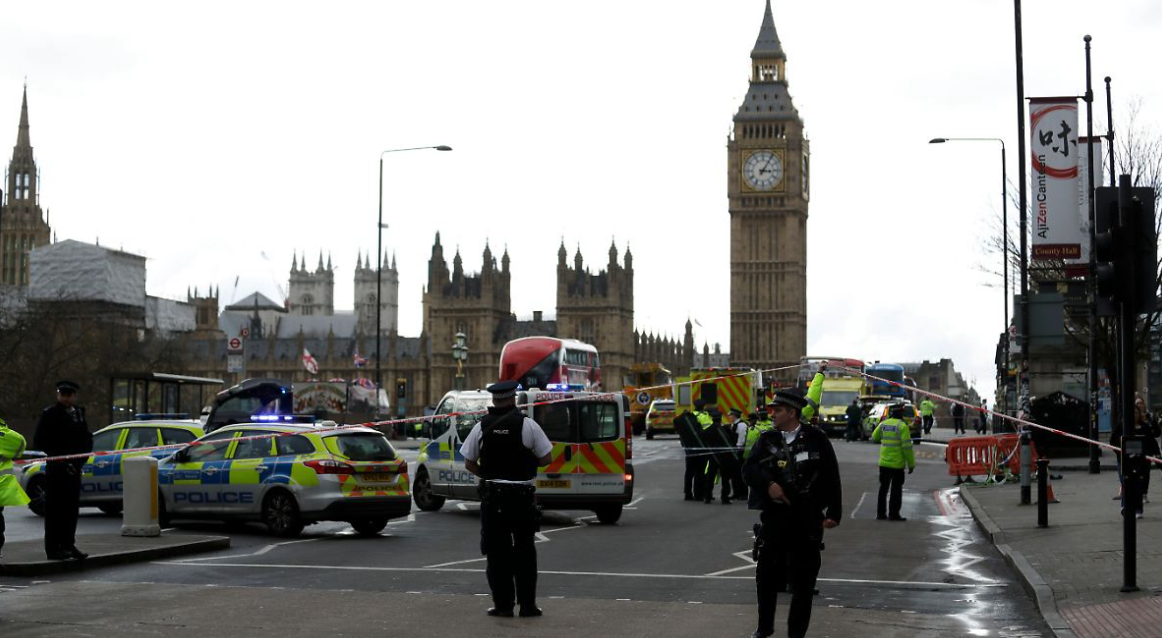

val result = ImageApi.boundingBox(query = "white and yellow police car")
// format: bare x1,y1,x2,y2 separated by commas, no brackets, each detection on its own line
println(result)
158,422,409,537
20,417,204,517
413,389,634,524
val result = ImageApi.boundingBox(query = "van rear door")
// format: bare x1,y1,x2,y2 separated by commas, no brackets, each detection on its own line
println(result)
532,394,578,497
574,400,626,495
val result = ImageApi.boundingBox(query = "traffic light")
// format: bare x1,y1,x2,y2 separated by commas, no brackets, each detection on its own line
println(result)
396,378,407,399
1093,179,1158,315
1125,184,1157,314
1093,187,1122,316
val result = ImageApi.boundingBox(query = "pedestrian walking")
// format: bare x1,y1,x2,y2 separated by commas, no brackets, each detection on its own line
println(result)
976,399,989,434
951,401,966,435
920,398,936,435
743,389,842,638
872,403,915,521
33,381,92,561
459,380,554,618
0,416,31,559
1118,396,1162,516
844,399,862,442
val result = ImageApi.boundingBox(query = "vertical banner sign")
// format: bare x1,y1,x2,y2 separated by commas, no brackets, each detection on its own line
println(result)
1070,136,1104,266
1030,97,1082,260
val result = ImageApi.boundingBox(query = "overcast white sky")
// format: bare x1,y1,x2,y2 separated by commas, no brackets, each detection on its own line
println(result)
2,0,1160,399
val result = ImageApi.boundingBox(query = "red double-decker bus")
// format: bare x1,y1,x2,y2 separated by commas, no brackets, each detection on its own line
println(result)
499,337,601,391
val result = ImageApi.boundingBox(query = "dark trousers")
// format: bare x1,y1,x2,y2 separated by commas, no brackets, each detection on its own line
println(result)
479,486,539,610
701,458,722,501
45,462,82,555
845,423,860,441
877,466,905,519
953,416,965,434
721,455,746,502
684,455,703,499
0,506,5,554
922,415,933,434
755,519,821,638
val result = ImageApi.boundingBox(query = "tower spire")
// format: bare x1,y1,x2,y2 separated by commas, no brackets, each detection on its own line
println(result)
16,83,30,149
751,0,783,59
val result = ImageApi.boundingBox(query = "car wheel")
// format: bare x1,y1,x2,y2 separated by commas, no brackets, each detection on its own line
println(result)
98,503,123,516
262,490,305,538
412,470,445,512
26,476,46,517
350,518,389,536
594,504,623,525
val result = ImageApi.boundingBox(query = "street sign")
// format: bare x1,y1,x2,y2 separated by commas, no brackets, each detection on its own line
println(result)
240,326,250,338
227,353,244,373
227,337,243,353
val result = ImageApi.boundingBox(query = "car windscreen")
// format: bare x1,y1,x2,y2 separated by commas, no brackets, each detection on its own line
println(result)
331,433,397,461
822,391,860,407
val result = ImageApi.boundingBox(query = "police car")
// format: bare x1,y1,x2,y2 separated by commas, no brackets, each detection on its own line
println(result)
413,389,633,524
20,417,204,517
158,422,409,537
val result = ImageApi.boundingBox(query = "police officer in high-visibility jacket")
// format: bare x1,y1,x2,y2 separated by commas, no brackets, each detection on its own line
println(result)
871,403,916,521
460,380,554,618
800,362,827,425
744,389,842,638
0,417,30,558
743,405,775,460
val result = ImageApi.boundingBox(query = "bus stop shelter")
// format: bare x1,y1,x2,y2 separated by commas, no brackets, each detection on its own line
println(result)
109,373,224,423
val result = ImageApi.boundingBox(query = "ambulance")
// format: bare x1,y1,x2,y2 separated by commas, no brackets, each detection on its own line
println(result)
413,388,634,524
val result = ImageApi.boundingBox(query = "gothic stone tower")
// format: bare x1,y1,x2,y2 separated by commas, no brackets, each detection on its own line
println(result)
728,0,809,381
1,86,52,286
422,233,511,404
353,250,399,334
556,241,634,391
288,251,335,316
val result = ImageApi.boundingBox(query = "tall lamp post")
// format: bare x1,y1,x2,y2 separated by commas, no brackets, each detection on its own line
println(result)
929,137,1009,415
452,331,468,391
376,145,453,398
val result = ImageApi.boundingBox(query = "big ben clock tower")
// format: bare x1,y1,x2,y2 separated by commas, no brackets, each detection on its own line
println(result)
728,0,808,381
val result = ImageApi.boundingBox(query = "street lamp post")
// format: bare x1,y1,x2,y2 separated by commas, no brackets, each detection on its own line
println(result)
375,145,453,400
929,137,1009,415
452,331,468,391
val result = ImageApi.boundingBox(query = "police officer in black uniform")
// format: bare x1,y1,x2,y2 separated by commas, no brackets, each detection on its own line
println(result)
460,380,554,618
743,390,842,638
674,403,706,501
33,381,93,561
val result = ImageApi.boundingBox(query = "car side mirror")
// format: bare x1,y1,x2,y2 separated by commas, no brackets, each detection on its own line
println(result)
173,448,190,463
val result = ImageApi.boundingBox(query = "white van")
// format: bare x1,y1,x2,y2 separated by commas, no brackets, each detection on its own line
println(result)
412,389,634,524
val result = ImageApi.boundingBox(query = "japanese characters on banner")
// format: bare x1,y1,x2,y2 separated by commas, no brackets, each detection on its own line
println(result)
1030,97,1082,261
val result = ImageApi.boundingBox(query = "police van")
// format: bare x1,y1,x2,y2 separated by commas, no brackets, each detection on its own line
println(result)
413,389,634,524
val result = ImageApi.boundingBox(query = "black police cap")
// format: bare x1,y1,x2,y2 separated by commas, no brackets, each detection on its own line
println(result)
56,380,80,394
486,380,520,399
728,408,742,417
770,390,807,411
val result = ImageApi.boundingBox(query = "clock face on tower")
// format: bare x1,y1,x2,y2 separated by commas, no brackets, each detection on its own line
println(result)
742,150,783,191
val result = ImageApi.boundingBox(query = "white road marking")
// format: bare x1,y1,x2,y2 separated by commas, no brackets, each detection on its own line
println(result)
152,561,1006,588
850,492,868,520
386,513,416,525
424,557,487,568
168,537,321,562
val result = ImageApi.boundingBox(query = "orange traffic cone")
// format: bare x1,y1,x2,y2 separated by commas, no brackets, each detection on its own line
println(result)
1040,474,1061,504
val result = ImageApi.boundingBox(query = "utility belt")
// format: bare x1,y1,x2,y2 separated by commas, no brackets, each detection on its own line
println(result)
478,480,535,499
